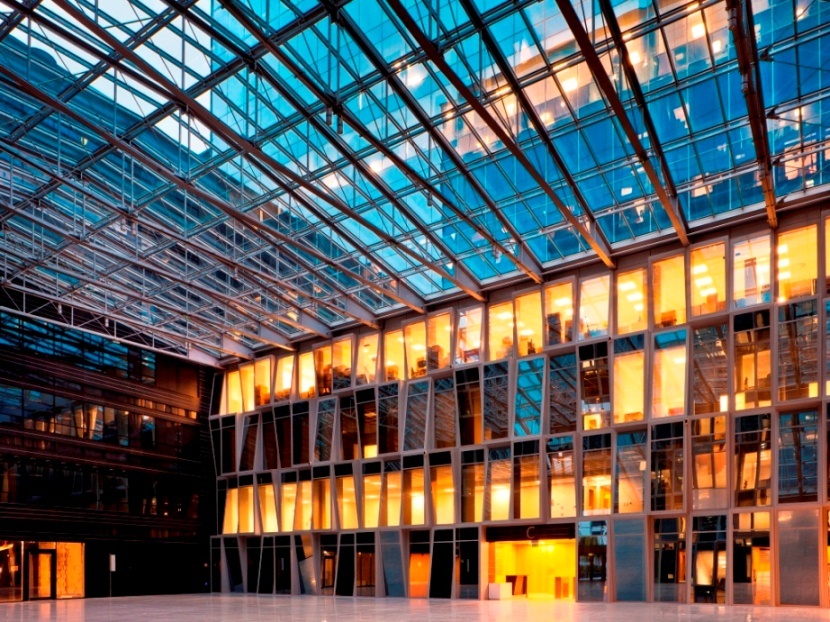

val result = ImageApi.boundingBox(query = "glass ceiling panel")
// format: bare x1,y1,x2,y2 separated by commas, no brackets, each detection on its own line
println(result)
0,0,825,355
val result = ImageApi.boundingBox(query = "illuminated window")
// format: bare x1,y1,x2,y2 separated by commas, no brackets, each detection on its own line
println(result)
274,355,294,401
280,477,297,531
515,291,543,356
254,357,272,407
615,431,647,514
513,441,540,519
651,422,684,511
578,275,610,340
238,485,255,533
777,225,817,301
356,334,378,385
295,479,312,531
258,478,279,533
580,342,610,430
456,307,483,364
222,487,238,534
735,414,771,506
239,363,255,412
312,476,331,530
778,301,819,401
426,313,452,371
582,434,612,515
298,352,315,399
430,454,455,524
337,474,359,530
652,330,687,417
314,345,332,397
332,337,352,390
613,336,645,424
225,370,242,414
547,437,576,518
616,268,647,334
545,280,574,346
691,325,728,414
488,301,515,360
734,310,771,410
486,447,512,521
384,330,405,381
382,461,402,527
653,254,686,328
404,321,427,379
691,416,727,510
402,460,425,525
733,234,771,308
461,449,484,523
690,243,726,316
362,467,382,528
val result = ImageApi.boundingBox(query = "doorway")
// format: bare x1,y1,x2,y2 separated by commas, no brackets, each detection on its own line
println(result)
27,550,56,600
490,539,576,599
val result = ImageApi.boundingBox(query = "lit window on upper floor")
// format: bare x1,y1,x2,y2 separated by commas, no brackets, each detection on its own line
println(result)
427,312,452,372
617,267,647,335
239,363,255,413
515,291,543,356
544,280,574,346
488,301,515,361
225,369,242,414
332,337,352,391
456,307,482,365
652,330,687,418
777,224,817,302
383,330,404,382
733,234,771,309
404,320,427,379
355,334,378,386
297,352,315,399
254,358,272,407
734,310,771,411
578,275,610,340
613,335,645,424
690,242,726,317
274,355,294,401
653,254,686,328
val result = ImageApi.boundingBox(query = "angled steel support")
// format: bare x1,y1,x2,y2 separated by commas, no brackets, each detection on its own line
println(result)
0,139,356,334
204,0,485,301
22,0,419,317
458,0,615,266
595,0,690,245
726,0,777,228
384,0,614,270
555,0,690,246
325,3,544,283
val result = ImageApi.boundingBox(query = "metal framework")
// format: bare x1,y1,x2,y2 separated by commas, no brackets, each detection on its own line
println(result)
0,0,823,359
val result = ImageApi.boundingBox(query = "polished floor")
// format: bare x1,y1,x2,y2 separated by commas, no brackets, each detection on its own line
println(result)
2,595,830,622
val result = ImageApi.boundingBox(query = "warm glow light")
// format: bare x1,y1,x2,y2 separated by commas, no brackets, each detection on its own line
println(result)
778,244,789,254
695,276,713,287
626,292,643,302
629,50,642,65
691,23,706,40
562,77,578,93
619,281,636,292
778,258,790,268
712,39,722,53
719,395,728,411
555,297,571,307
692,263,708,275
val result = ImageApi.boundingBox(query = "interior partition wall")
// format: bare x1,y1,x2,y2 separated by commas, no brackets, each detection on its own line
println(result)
213,208,830,606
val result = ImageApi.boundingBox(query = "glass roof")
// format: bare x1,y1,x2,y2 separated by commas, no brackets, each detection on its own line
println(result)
0,0,826,361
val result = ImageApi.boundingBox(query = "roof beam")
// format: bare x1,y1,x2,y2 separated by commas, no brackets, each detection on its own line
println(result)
0,137,377,331
458,0,615,267
328,4,544,283
726,0,777,228
384,0,612,270
554,0,690,247
14,0,408,318
45,0,429,315
595,0,689,245
201,0,484,302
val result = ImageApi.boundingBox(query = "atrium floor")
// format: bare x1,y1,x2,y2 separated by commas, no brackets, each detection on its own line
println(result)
1,594,829,622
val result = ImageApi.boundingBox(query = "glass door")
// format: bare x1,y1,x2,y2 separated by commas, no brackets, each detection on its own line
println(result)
27,550,55,600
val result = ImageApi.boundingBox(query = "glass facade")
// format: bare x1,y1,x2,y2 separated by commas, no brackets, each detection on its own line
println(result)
0,0,828,608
